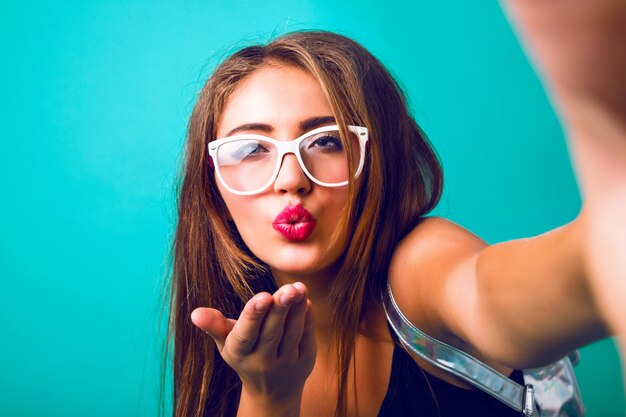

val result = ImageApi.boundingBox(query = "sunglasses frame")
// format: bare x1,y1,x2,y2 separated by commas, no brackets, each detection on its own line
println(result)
208,124,369,196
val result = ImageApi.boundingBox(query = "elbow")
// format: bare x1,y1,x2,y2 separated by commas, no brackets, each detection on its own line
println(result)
471,316,607,370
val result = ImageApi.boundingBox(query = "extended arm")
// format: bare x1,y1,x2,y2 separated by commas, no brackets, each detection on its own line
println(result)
389,215,609,369
389,0,626,371
471,212,606,366
501,0,626,362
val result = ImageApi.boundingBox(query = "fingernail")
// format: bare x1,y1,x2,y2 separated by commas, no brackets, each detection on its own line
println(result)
294,291,305,303
279,293,294,305
255,299,271,312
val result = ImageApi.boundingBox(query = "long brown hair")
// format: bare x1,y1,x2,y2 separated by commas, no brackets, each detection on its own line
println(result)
164,30,443,417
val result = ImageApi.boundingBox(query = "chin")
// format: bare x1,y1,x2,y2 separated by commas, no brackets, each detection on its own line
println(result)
269,256,324,275
263,248,341,278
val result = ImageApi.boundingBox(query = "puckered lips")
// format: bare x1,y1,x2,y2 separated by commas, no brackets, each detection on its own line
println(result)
272,204,317,241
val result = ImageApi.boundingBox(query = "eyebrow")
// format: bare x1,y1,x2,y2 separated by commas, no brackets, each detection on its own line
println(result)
224,115,336,137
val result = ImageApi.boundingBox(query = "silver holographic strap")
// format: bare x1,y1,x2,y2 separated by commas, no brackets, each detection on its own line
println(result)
384,283,536,415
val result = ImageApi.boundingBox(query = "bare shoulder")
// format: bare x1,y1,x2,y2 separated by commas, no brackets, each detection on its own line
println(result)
387,216,516,385
388,216,487,344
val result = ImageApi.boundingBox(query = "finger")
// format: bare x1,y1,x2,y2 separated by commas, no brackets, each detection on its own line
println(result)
256,284,300,356
299,300,317,363
191,307,236,351
225,292,274,357
277,283,309,357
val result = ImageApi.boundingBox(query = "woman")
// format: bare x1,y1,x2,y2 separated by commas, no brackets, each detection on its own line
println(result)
166,1,626,416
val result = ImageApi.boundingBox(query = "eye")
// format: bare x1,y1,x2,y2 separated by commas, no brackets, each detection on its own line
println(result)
241,142,270,158
222,140,271,164
235,141,269,158
307,134,344,152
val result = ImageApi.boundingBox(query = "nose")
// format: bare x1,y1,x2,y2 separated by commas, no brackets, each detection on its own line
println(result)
273,153,312,195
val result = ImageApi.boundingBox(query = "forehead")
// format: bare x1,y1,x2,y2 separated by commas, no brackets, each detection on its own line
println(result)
217,63,333,137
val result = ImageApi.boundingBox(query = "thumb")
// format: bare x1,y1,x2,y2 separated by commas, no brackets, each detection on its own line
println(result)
191,307,236,350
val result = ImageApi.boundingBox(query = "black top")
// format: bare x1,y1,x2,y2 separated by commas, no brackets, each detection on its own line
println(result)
377,344,525,417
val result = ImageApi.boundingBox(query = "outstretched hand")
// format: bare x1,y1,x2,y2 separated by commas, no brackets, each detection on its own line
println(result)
191,282,317,405
502,0,626,127
501,0,626,345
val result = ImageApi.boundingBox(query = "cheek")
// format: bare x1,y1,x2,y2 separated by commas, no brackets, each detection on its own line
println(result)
317,188,351,234
219,191,255,228
218,189,268,245
215,181,240,224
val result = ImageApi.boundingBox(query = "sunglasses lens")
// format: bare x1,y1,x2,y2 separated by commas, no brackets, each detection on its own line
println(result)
216,139,278,193
299,129,361,185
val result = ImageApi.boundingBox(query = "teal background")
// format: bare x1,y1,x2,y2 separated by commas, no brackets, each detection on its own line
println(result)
1,0,624,416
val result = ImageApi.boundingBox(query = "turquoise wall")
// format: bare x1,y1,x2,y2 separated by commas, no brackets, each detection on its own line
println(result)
1,0,623,416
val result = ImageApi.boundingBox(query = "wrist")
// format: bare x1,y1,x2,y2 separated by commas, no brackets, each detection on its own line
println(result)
561,95,626,147
237,385,303,417
562,100,626,201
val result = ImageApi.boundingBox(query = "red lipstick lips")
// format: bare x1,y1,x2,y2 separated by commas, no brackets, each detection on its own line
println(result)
272,204,317,241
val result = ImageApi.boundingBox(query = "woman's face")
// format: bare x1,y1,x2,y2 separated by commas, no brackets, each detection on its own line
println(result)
215,63,351,283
